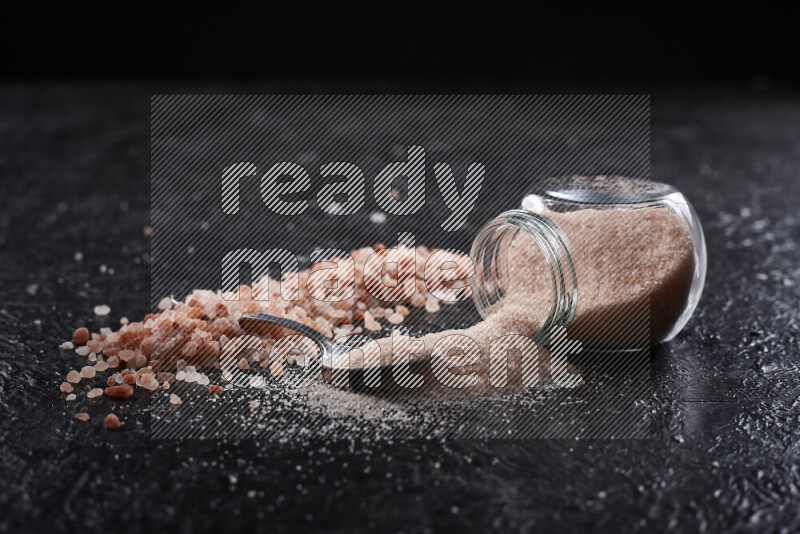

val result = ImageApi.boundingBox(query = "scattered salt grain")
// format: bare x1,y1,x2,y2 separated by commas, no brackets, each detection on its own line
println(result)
65,394,76,402
105,385,134,398
87,388,104,399
369,212,387,224
104,413,122,430
75,346,90,357
363,311,381,332
80,366,96,379
93,305,111,317
424,299,440,313
140,375,159,391
386,313,404,325
169,393,183,405
72,327,90,345
74,413,90,422
66,370,81,384
60,341,74,350
60,382,73,393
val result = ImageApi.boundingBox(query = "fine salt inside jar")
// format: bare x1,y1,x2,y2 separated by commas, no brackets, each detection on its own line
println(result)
470,176,707,348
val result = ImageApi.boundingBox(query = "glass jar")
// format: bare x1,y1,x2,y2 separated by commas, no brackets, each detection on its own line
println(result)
470,176,706,348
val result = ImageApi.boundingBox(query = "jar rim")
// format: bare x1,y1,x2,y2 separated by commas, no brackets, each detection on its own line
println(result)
470,209,578,343
527,176,678,206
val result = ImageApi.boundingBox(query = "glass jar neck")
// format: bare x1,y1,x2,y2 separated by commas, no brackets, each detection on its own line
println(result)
470,209,578,343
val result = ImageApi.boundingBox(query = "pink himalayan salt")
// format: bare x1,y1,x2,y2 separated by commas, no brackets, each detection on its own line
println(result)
72,327,90,345
105,385,134,398
66,370,81,384
64,245,454,376
386,313,404,325
424,299,440,313
140,374,159,391
335,207,694,371
104,413,122,430
80,366,96,379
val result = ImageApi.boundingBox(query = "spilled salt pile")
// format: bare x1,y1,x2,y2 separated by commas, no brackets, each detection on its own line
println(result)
336,207,694,374
59,206,695,424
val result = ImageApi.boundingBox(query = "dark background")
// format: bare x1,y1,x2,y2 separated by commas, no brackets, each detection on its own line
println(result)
2,4,800,534
1,3,798,87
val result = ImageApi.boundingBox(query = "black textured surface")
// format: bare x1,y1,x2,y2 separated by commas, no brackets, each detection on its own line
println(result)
1,85,799,533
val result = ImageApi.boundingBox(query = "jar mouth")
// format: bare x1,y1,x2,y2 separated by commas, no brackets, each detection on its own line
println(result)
523,176,678,209
470,210,578,344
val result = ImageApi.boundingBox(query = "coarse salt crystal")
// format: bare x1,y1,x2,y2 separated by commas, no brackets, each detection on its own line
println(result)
105,385,134,398
94,305,111,316
87,388,104,399
169,393,182,405
424,299,440,313
104,413,122,430
387,313,404,325
140,375,159,391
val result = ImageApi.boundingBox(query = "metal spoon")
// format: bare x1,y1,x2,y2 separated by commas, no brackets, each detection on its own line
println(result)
240,313,374,371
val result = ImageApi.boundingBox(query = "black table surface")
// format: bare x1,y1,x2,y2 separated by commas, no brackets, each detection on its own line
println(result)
1,83,799,533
